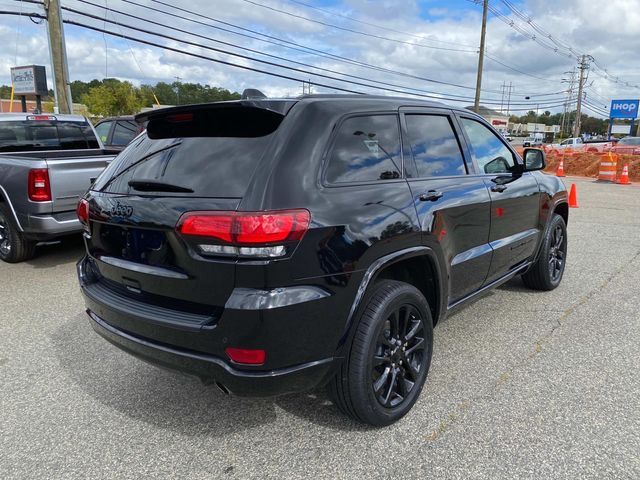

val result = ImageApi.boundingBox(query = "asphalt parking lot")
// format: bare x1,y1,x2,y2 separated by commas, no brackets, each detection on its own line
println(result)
1,176,639,479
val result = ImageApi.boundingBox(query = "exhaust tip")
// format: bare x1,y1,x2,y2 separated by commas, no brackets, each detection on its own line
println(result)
215,381,231,395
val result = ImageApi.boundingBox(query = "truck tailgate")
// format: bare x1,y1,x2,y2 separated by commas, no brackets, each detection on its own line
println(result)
46,154,115,212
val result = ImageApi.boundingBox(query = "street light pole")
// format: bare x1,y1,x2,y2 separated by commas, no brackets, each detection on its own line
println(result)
473,0,489,114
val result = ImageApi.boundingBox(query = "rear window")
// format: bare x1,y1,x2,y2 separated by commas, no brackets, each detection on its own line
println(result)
0,120,99,152
92,107,284,198
325,114,402,184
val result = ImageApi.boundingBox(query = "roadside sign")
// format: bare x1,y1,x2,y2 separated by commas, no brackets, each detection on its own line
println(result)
611,124,631,134
610,99,639,119
10,65,48,96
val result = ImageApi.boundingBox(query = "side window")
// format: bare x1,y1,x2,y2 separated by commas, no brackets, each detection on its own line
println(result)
94,121,113,144
460,118,516,174
112,121,138,146
405,114,467,177
325,115,402,184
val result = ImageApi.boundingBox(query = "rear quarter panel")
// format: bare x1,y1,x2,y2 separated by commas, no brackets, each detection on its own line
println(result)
236,100,425,357
0,155,49,227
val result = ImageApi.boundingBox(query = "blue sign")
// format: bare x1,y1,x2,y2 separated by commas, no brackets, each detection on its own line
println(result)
610,99,639,119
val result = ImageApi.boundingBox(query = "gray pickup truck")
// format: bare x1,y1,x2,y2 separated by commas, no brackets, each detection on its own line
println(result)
0,113,119,263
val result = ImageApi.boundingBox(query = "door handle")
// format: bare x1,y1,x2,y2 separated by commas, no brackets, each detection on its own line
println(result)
419,190,444,202
491,184,508,193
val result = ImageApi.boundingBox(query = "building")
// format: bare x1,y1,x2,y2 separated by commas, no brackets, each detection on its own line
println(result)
467,106,510,135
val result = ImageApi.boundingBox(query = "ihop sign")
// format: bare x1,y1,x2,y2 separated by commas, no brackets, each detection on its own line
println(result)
610,99,639,119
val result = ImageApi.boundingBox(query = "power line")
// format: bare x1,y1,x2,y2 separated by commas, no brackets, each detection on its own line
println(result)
238,0,479,53
286,0,478,48
475,0,640,89
65,1,569,106
61,17,363,94
241,0,569,89
69,0,496,102
111,0,505,95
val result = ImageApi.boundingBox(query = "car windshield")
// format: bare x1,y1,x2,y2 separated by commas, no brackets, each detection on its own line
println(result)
619,137,640,145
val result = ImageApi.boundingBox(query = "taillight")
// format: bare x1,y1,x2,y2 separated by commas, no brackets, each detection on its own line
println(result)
28,168,51,202
177,209,310,258
77,198,89,231
225,347,266,365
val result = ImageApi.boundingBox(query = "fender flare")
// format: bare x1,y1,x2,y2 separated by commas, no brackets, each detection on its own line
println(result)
0,185,23,231
532,196,568,264
339,246,445,349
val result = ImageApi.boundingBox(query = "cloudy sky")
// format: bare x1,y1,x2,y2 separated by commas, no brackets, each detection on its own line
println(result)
1,0,639,116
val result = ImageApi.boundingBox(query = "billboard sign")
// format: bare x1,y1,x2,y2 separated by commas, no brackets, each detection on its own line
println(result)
10,65,48,95
610,99,639,119
611,124,631,135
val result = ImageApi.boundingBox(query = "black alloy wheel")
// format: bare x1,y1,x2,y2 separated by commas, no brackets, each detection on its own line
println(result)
0,204,36,263
0,210,10,258
329,280,433,426
372,304,426,408
522,213,567,291
548,224,566,283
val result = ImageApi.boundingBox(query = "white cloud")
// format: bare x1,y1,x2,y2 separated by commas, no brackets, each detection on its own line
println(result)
0,0,638,116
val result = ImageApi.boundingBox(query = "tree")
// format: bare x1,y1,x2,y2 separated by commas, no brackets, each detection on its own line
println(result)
81,79,144,116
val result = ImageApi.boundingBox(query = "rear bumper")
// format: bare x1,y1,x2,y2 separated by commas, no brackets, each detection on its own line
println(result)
77,256,340,396
87,309,335,396
24,211,80,237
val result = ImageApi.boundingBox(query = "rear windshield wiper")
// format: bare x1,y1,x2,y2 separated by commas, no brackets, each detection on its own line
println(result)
99,140,181,192
128,180,194,193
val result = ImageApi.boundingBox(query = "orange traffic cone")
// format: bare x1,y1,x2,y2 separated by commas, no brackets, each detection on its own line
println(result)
568,184,579,208
556,159,566,177
616,164,632,185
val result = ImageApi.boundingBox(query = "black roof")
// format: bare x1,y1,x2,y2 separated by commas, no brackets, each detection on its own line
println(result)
135,94,467,123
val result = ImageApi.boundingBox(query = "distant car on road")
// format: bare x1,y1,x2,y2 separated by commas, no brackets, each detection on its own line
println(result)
610,136,640,155
523,134,543,147
94,116,142,151
553,137,612,153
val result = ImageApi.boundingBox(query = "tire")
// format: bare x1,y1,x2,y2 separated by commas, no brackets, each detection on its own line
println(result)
522,214,567,291
329,280,434,426
0,203,37,263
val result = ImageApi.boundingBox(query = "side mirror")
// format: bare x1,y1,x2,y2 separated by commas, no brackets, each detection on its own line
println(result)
523,148,546,172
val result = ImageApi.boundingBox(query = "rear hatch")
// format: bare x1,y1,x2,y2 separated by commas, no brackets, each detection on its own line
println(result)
83,102,291,320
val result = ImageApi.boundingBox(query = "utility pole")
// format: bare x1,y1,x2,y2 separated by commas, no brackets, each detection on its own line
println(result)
561,68,576,137
174,76,182,105
473,0,489,113
574,55,592,138
500,81,506,113
44,0,73,114
506,81,512,116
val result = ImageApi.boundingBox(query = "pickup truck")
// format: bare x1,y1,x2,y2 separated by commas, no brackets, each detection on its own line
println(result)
0,113,118,263
552,137,613,153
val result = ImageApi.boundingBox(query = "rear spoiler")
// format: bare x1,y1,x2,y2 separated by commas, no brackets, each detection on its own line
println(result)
135,99,297,125
138,101,296,139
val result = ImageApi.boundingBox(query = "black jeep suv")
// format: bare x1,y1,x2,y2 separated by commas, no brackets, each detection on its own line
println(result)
77,95,568,426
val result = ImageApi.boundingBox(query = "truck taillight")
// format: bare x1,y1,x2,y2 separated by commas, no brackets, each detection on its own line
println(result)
28,168,51,202
176,209,310,258
77,199,89,229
